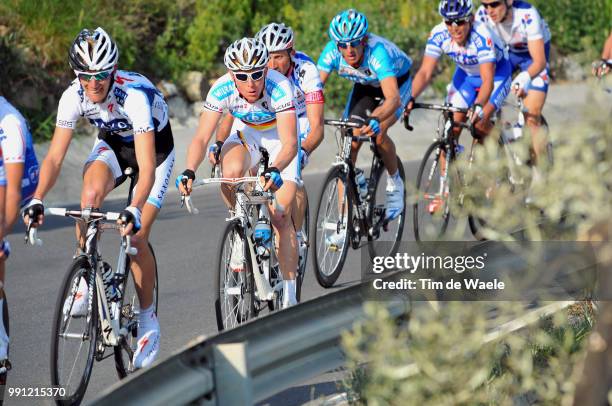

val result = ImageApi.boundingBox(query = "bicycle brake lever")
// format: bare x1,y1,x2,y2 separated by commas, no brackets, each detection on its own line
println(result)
25,221,43,246
124,235,138,256
183,195,200,215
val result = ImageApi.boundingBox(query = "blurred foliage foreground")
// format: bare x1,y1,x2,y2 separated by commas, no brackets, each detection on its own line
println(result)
342,83,612,404
0,0,610,141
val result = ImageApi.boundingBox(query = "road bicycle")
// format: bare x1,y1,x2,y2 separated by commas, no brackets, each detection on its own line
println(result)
313,117,406,288
181,147,303,331
26,168,158,405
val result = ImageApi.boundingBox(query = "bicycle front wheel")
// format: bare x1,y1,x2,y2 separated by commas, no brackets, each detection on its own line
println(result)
414,141,453,241
214,220,256,331
367,156,406,259
114,243,159,378
50,256,98,406
313,166,352,288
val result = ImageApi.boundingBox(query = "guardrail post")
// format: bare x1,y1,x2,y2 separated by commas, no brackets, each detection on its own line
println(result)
214,342,252,405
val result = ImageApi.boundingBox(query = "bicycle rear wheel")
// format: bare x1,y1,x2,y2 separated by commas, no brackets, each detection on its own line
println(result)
367,156,406,259
214,220,256,331
114,243,159,378
50,256,98,406
313,166,352,288
414,141,453,241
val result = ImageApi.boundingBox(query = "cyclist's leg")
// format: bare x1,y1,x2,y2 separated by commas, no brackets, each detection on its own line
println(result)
261,133,298,305
448,68,473,138
521,53,550,164
472,59,512,137
219,125,258,208
292,124,308,231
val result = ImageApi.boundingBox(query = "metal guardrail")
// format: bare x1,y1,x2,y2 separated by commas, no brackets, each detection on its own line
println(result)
89,281,411,405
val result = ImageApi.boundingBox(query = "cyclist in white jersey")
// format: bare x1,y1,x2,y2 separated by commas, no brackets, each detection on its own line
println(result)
476,0,551,162
317,9,413,228
0,96,40,376
22,27,174,368
406,0,512,138
216,23,324,262
177,38,300,308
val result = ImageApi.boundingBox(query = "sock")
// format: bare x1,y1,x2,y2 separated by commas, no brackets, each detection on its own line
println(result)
0,299,8,359
138,304,157,333
283,280,297,307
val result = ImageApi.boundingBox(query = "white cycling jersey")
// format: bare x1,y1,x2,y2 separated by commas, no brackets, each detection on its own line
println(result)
425,21,507,76
289,51,325,120
56,70,169,141
204,69,295,132
476,1,551,54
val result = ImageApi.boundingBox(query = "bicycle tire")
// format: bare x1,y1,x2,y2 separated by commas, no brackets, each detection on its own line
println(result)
414,141,453,241
0,294,9,396
367,156,406,259
214,220,256,331
50,256,98,406
313,166,352,288
114,242,159,378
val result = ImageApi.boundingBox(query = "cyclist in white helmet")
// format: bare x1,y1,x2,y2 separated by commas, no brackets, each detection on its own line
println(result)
216,23,324,266
0,94,40,380
23,27,174,369
317,9,413,229
178,38,300,308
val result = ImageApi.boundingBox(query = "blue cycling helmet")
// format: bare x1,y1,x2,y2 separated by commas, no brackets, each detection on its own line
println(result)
438,0,474,19
328,9,368,42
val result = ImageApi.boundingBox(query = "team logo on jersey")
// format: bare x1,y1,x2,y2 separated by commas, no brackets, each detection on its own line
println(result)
486,37,493,50
108,103,114,112
97,146,110,154
114,75,135,86
114,88,127,107
28,165,39,184
522,14,533,26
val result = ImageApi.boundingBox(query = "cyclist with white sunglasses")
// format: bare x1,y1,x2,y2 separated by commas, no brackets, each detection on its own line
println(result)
23,27,174,369
177,38,300,308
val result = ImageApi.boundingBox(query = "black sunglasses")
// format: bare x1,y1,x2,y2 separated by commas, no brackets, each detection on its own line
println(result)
444,17,471,26
482,1,503,9
234,69,265,82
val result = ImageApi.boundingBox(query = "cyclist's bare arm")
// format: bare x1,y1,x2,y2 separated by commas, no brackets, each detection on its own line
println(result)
407,56,438,109
4,162,25,231
301,102,324,154
131,131,156,210
372,76,401,122
34,126,74,201
602,31,612,61
185,109,223,173
319,70,330,86
475,62,495,109
273,110,298,172
526,38,547,78
216,113,235,143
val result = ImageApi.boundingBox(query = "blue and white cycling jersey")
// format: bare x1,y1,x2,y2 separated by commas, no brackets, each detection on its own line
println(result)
476,1,551,56
204,69,295,131
317,33,412,86
56,70,170,141
0,97,39,206
425,21,508,77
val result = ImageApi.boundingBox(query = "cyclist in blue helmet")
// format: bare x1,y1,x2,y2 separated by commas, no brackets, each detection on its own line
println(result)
406,0,512,139
318,9,413,230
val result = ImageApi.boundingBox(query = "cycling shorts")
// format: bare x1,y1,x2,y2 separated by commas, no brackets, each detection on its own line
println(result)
222,126,299,185
508,42,551,93
447,58,512,111
343,71,412,122
85,123,175,209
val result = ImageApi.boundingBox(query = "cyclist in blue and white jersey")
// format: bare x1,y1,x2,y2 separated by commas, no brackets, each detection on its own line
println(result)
177,38,300,308
0,96,40,375
476,0,551,161
216,22,325,261
406,0,511,138
317,9,413,232
22,27,174,368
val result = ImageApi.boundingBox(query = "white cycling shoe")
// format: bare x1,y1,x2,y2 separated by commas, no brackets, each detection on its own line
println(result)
133,311,160,369
282,280,298,309
385,177,405,220
64,276,89,317
229,234,245,272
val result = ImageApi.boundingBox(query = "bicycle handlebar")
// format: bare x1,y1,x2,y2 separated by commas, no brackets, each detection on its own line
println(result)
403,102,472,132
25,208,137,255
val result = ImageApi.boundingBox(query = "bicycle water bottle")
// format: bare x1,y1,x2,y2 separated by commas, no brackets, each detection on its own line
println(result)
355,169,368,200
101,262,119,302
254,219,272,258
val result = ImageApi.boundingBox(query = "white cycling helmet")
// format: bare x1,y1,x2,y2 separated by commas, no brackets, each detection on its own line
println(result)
256,22,294,52
224,37,269,72
69,27,118,72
